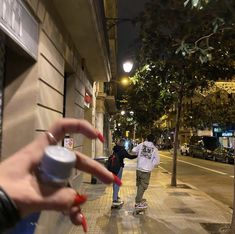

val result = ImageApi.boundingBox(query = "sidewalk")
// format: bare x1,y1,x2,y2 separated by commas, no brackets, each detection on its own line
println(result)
53,159,233,234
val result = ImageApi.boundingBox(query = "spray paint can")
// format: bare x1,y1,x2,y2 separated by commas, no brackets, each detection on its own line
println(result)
38,145,76,186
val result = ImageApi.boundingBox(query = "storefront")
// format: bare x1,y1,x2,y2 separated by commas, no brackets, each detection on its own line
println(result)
213,125,235,148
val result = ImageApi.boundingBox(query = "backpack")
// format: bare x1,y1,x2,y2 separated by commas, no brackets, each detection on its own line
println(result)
106,152,121,175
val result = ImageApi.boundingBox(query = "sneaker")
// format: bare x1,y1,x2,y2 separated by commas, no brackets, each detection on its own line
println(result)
113,200,124,206
135,202,148,209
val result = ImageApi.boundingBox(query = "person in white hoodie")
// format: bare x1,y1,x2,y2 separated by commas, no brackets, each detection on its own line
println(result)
132,134,160,209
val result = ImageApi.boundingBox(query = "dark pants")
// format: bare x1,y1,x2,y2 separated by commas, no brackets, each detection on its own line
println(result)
135,170,151,203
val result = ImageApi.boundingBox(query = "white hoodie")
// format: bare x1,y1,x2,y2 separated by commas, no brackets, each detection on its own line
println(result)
132,141,160,172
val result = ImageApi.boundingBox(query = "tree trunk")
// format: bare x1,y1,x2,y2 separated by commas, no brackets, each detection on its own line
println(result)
171,93,183,187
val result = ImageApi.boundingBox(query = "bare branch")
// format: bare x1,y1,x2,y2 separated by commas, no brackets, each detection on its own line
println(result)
195,32,215,47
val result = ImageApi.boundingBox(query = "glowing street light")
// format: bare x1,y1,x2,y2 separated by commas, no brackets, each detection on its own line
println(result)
123,60,133,73
120,77,129,86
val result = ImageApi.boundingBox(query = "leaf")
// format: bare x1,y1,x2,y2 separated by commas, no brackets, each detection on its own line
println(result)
184,0,190,7
213,24,218,33
175,45,183,54
199,55,205,63
192,0,200,8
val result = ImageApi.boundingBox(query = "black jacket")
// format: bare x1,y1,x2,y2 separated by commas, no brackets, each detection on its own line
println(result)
113,145,137,167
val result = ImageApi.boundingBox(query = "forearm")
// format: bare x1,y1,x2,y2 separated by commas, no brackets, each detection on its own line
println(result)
125,153,137,159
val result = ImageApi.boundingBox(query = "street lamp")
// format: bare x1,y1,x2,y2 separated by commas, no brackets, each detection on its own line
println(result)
123,60,133,73
120,77,130,86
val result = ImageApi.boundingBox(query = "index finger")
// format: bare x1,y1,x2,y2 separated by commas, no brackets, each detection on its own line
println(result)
75,151,122,185
29,118,103,164
48,118,101,142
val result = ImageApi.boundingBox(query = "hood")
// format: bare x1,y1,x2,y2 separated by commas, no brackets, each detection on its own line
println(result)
143,141,155,147
113,145,124,153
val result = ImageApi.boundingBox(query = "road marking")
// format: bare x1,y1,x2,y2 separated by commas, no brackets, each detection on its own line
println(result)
158,165,171,174
160,154,228,175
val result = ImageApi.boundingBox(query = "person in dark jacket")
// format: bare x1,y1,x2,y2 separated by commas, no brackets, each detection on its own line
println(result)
112,138,137,206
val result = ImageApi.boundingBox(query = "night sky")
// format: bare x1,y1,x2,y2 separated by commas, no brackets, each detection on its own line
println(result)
117,0,149,76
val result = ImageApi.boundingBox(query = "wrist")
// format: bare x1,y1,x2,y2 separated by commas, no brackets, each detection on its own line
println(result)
0,186,21,232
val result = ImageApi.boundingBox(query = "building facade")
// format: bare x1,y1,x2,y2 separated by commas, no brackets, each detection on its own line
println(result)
155,80,235,149
0,0,117,232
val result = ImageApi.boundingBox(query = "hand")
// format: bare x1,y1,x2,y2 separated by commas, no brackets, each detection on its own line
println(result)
0,118,121,231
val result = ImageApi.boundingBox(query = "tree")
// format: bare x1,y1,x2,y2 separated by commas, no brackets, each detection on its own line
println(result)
127,0,235,230
183,90,235,130
125,65,172,137
112,110,136,140
130,0,234,187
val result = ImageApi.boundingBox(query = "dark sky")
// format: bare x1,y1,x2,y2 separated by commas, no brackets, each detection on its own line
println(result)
117,0,148,76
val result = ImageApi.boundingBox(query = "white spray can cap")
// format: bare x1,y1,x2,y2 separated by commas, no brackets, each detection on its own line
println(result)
39,145,76,186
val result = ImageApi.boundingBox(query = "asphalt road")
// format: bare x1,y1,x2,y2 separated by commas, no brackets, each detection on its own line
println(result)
159,150,234,209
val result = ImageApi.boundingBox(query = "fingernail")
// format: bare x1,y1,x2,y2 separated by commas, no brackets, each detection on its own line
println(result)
113,174,122,186
80,213,88,232
97,132,105,143
74,194,87,206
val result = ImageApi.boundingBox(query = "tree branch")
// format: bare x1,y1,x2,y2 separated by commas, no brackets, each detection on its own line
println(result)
195,33,215,47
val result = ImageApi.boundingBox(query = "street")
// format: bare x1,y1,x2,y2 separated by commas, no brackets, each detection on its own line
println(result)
159,150,234,209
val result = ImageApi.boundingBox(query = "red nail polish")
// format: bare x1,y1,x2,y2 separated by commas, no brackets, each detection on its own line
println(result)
113,174,122,186
97,132,105,143
74,194,87,205
81,213,88,232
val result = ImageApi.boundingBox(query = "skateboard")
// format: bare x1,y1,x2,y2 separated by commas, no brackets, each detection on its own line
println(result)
111,202,124,209
133,205,148,215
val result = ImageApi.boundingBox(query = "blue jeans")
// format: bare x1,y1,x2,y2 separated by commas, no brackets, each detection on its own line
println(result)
112,167,123,201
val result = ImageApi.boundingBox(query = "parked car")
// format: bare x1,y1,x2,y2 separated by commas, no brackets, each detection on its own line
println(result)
189,136,219,159
211,147,234,164
180,143,189,156
157,143,172,150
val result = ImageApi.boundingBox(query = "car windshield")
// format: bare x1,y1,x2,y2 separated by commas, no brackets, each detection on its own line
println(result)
203,137,219,150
